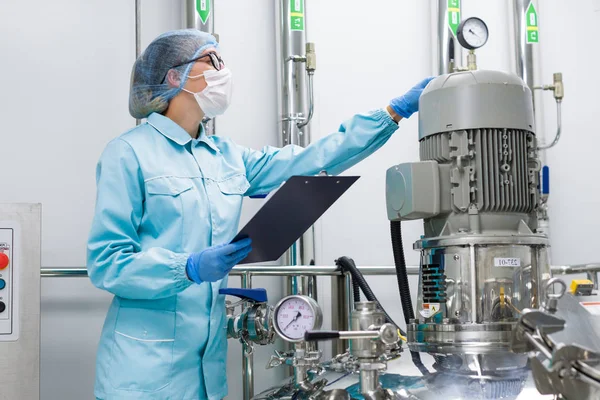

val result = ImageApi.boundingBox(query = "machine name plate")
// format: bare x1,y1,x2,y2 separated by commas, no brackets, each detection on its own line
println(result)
494,258,521,267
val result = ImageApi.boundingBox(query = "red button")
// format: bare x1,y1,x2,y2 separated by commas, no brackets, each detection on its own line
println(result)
0,253,9,270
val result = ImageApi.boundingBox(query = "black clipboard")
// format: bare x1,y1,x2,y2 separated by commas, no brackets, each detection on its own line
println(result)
232,175,359,264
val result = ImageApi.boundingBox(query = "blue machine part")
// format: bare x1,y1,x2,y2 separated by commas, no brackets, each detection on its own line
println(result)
542,166,550,195
219,288,268,303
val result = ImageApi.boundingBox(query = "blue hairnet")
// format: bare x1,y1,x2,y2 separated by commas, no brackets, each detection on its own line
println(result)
129,29,219,119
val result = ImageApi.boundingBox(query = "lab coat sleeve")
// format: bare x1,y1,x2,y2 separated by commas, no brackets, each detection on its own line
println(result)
241,109,398,196
87,138,192,300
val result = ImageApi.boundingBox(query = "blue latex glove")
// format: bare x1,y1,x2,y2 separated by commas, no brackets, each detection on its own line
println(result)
389,77,435,119
186,238,252,284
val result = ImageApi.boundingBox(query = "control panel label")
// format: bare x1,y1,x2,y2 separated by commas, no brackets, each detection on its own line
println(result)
494,258,521,267
420,303,441,318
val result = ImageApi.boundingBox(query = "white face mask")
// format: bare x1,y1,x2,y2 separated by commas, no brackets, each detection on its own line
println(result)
183,68,233,118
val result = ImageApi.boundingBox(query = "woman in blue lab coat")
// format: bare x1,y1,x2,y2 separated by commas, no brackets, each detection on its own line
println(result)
87,29,432,400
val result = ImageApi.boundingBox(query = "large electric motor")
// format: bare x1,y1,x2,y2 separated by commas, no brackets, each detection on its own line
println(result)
386,70,552,392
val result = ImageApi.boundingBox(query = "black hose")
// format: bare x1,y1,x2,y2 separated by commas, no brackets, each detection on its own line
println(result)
390,221,414,325
390,221,430,376
335,256,406,337
351,279,361,303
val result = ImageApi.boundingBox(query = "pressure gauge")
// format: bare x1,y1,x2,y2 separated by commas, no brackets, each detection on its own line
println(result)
273,295,323,342
457,17,489,50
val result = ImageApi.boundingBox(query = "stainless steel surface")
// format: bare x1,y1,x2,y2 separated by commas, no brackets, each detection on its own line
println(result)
512,290,600,399
320,357,549,399
434,0,463,74
0,204,41,400
415,234,549,249
360,369,379,395
331,273,350,355
409,243,550,361
241,273,254,400
349,302,386,360
186,0,216,136
276,0,310,148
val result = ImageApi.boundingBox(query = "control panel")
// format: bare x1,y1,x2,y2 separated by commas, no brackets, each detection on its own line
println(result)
0,204,40,400
0,223,19,341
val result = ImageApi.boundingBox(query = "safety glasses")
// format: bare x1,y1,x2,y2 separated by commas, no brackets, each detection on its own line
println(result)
162,52,224,83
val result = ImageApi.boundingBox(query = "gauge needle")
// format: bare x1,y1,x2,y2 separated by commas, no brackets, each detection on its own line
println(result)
469,29,479,37
284,311,302,330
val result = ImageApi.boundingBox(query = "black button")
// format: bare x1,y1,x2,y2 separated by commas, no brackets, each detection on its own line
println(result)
0,302,5,313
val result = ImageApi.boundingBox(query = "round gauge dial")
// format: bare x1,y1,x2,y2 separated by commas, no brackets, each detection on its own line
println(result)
457,17,489,50
273,295,323,342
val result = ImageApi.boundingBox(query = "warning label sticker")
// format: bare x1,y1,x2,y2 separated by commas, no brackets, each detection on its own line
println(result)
420,303,441,318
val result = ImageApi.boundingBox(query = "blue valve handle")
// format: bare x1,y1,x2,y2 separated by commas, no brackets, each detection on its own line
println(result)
249,194,268,199
219,288,268,303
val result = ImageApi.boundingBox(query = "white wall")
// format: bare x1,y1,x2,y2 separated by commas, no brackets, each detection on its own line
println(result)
0,0,599,399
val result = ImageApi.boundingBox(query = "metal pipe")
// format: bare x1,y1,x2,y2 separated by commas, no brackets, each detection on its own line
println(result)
553,263,600,290
360,369,379,394
509,0,545,159
537,100,562,150
186,0,216,136
434,0,463,75
470,245,478,323
39,264,599,278
276,0,310,148
275,0,316,285
135,0,142,126
241,273,253,400
331,272,349,355
296,73,314,129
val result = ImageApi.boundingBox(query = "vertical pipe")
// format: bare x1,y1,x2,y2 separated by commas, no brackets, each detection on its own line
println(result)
508,0,545,158
469,246,478,323
360,369,379,394
344,272,353,334
276,0,318,357
331,273,351,355
275,0,317,300
433,0,463,75
135,0,142,126
241,273,253,400
186,0,216,136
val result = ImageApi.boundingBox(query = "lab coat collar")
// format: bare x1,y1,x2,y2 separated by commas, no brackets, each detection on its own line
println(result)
147,113,219,152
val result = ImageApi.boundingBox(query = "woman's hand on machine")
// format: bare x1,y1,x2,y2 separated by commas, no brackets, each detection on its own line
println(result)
388,77,436,122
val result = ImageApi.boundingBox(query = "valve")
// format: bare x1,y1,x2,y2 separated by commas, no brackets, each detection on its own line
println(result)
220,288,275,355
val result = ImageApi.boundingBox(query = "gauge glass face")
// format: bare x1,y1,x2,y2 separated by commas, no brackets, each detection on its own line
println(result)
275,297,316,340
460,18,488,49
